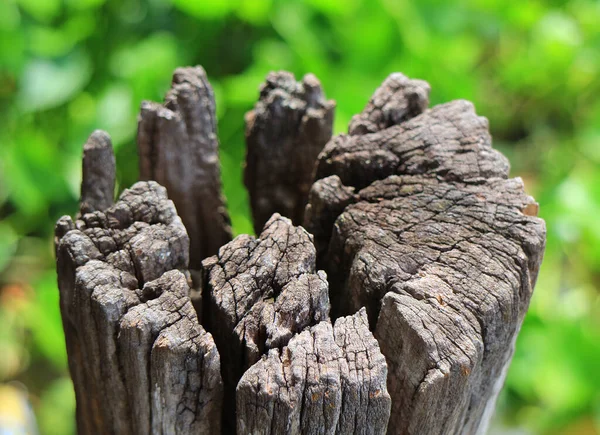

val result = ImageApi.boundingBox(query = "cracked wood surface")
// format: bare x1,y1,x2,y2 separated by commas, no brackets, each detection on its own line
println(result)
55,131,222,435
244,71,335,233
237,308,391,435
55,67,545,435
137,66,231,268
306,74,546,434
202,214,332,433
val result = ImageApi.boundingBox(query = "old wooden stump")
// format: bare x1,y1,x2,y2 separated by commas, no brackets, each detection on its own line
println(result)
55,67,545,434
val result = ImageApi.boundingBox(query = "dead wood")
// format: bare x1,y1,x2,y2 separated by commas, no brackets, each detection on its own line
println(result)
244,72,334,232
56,132,222,434
305,75,546,434
55,68,546,435
137,66,231,268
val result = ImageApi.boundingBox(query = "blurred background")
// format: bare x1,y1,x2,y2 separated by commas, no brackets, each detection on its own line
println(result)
0,0,599,433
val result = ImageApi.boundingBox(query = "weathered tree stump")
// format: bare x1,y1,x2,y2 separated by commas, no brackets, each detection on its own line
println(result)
201,213,331,432
306,74,545,434
55,68,545,435
237,308,391,434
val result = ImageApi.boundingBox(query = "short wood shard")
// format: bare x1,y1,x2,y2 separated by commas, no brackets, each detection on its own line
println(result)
120,270,222,435
236,308,391,435
306,76,546,434
137,66,231,268
80,129,116,214
55,131,222,435
245,71,335,233
202,213,331,432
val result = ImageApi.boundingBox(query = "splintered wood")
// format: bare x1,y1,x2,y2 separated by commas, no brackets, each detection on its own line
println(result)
55,68,545,435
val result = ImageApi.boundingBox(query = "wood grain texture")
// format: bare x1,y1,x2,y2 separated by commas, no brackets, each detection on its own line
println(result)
55,69,546,435
306,75,546,434
137,66,231,268
237,309,391,435
201,213,332,433
55,131,222,434
244,71,335,233
80,129,115,214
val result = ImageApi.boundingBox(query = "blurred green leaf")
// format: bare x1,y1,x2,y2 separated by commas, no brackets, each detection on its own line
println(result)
17,0,61,23
23,272,68,371
1,1,600,434
172,0,233,19
236,0,272,24
0,223,18,274
36,377,75,435
0,0,21,31
18,51,92,112
96,83,135,147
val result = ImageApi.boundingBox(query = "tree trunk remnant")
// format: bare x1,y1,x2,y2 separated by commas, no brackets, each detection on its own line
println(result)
137,66,232,268
305,76,546,434
55,132,222,434
55,67,546,435
201,214,330,431
79,129,116,214
244,71,335,233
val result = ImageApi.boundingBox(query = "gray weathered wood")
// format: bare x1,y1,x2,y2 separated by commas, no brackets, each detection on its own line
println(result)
55,131,222,435
306,77,546,434
55,68,546,435
244,71,335,233
347,72,430,136
201,213,332,433
237,308,391,435
137,66,232,268
80,129,116,214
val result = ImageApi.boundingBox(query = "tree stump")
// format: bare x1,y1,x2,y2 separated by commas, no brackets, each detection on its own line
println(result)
55,68,545,434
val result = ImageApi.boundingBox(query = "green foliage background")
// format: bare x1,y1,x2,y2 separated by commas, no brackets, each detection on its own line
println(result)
0,0,599,433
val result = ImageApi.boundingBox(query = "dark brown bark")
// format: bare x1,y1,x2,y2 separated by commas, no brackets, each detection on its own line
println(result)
305,76,546,434
55,131,222,435
244,71,335,233
55,68,546,435
137,66,231,268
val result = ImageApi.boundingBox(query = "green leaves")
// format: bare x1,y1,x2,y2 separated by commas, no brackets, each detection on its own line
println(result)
18,50,92,112
1,0,599,433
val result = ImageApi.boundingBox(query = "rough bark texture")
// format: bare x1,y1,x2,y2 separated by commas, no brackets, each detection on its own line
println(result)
137,66,231,268
55,68,546,435
55,131,222,435
305,75,546,434
244,71,335,233
237,308,391,435
347,73,430,136
201,214,332,432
